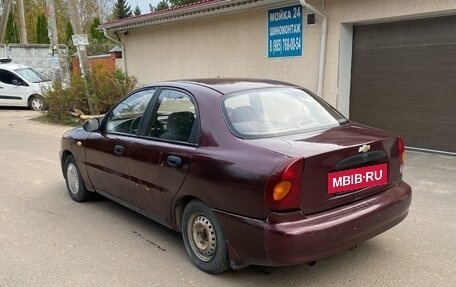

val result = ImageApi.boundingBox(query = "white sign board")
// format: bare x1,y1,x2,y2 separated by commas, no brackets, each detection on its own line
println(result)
72,34,89,46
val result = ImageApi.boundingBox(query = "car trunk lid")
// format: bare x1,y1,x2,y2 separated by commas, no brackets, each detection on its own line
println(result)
249,123,402,214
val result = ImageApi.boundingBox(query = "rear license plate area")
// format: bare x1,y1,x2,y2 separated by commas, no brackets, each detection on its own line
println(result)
328,163,388,194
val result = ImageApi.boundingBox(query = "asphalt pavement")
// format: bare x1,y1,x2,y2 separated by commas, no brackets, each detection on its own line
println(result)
0,108,455,287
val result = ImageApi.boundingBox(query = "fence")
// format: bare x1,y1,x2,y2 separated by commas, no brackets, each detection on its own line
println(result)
0,44,70,83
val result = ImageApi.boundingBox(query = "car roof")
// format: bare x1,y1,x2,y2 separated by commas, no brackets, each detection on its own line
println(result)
0,63,30,71
144,78,299,95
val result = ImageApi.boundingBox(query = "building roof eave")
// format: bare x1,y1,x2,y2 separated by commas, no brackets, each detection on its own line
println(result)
100,0,288,32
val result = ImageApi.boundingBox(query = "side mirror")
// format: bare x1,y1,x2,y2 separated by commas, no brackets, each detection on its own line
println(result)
83,118,100,132
12,79,21,86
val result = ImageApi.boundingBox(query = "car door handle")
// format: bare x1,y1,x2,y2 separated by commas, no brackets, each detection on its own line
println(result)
167,156,182,167
114,145,125,155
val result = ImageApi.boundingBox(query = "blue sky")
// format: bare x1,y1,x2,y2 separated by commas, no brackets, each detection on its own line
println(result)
129,0,161,14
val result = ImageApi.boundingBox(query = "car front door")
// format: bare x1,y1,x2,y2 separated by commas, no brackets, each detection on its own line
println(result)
128,88,199,223
0,69,27,106
84,88,156,204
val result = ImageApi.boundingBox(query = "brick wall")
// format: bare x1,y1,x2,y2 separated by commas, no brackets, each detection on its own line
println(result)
71,53,116,75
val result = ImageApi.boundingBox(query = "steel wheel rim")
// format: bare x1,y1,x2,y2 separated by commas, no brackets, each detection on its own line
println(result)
31,98,43,110
66,163,79,195
187,212,217,262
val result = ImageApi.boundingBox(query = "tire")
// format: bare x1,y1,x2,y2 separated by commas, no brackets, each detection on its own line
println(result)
64,155,90,202
28,95,46,111
182,200,230,274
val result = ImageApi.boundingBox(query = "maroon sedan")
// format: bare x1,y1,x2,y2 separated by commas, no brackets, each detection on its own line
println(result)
60,79,412,273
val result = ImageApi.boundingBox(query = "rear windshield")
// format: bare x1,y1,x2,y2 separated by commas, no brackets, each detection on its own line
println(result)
222,87,347,138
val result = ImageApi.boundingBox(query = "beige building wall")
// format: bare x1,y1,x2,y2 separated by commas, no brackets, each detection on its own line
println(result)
120,0,456,109
120,2,322,95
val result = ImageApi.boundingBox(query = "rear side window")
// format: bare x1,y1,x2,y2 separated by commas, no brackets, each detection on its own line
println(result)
222,87,346,138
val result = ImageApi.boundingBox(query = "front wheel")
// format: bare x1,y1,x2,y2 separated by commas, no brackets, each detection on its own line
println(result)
182,200,230,274
64,155,91,202
28,95,46,111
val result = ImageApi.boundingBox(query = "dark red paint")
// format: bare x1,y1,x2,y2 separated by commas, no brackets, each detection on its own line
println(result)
60,79,412,269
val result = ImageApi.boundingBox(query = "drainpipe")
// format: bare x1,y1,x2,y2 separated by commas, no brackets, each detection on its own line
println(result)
103,27,127,74
299,0,327,98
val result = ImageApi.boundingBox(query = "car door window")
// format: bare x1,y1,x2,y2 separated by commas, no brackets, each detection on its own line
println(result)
144,89,199,144
105,89,155,135
0,69,22,85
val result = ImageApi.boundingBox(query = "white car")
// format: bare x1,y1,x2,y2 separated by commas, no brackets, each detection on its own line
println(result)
0,59,52,111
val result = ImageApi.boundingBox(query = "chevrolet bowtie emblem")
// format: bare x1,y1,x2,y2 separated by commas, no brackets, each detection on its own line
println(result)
359,144,371,153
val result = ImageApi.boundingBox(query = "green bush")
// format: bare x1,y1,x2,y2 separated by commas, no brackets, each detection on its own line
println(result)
90,65,137,114
43,67,137,124
43,76,90,124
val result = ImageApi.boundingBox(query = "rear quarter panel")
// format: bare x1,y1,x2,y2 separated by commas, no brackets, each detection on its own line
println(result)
178,143,285,219
173,84,286,220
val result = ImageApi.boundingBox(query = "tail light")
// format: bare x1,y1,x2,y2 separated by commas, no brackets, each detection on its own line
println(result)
265,158,303,211
398,137,405,174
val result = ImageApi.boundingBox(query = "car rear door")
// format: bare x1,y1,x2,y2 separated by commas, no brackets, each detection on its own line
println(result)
84,88,156,203
0,69,27,106
128,88,198,223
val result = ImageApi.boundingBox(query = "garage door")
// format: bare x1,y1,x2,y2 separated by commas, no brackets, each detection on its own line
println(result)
350,15,456,153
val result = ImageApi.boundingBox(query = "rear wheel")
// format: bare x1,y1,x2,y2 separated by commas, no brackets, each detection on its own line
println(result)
64,155,90,202
28,95,46,111
182,200,230,274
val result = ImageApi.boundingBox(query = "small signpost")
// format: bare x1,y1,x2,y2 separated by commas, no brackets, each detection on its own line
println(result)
72,34,89,47
72,34,90,78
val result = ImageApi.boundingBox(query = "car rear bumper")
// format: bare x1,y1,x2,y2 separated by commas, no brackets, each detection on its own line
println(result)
213,181,412,269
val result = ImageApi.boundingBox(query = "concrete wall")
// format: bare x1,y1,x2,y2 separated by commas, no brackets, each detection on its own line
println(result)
0,44,70,83
119,0,456,109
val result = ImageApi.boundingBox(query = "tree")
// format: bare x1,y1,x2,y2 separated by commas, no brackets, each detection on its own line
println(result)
65,20,75,53
134,5,141,16
112,0,132,19
169,0,199,6
24,0,47,43
23,0,70,44
94,0,116,22
4,8,18,43
87,16,114,56
151,0,170,12
89,17,104,41
65,20,74,44
150,0,199,12
54,0,70,43
12,0,107,44
78,0,112,30
35,13,49,44
17,0,27,43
